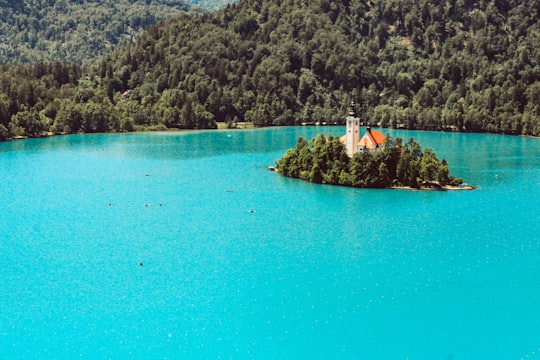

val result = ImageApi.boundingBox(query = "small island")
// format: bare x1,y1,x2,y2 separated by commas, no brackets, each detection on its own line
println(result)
275,103,474,191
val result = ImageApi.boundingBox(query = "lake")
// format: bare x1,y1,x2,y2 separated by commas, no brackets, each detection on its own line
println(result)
1,127,539,359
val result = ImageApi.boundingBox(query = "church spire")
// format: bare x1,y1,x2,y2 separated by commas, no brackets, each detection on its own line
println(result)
340,99,386,156
345,100,360,157
348,100,357,117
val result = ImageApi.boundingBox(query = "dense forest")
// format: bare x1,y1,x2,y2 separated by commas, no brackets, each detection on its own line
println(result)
276,134,464,189
0,0,539,141
185,0,237,10
0,0,235,65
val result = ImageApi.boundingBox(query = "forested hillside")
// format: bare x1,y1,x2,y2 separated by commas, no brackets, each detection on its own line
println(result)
0,0,539,140
185,0,236,10
0,0,199,65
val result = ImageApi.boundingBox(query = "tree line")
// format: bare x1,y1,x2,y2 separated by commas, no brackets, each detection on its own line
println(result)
276,134,463,189
0,0,539,140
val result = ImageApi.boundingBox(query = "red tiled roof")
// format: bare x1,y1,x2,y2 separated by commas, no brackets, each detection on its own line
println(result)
357,129,385,150
366,129,385,145
340,129,385,150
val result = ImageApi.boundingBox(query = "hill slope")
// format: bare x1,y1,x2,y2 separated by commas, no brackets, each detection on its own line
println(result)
184,0,236,10
97,0,540,133
0,0,200,65
0,0,539,139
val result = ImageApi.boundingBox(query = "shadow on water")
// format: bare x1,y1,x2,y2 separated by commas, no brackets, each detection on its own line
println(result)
0,127,344,160
1,128,539,176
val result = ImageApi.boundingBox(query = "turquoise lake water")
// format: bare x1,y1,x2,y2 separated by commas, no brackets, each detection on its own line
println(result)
1,127,539,359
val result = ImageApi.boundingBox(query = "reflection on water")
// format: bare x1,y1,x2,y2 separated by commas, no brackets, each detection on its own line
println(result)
2,127,537,162
1,128,326,159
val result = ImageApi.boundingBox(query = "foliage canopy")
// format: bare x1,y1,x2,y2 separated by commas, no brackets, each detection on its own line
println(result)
0,0,539,140
276,134,464,189
0,0,203,65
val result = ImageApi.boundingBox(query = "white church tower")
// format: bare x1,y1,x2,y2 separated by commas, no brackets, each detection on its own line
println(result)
340,100,386,157
345,101,360,157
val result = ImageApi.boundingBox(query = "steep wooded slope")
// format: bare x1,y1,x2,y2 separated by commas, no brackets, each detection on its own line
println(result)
0,0,198,65
0,0,539,139
97,0,539,134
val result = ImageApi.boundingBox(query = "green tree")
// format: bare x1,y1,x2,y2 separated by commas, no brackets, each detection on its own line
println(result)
10,109,47,137
419,148,441,182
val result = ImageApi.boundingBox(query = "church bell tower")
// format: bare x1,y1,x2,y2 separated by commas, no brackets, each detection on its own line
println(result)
345,101,360,157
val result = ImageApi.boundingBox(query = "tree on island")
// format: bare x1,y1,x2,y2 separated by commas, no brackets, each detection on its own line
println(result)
276,134,465,189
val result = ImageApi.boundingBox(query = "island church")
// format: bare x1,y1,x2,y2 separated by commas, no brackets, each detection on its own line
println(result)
339,102,385,157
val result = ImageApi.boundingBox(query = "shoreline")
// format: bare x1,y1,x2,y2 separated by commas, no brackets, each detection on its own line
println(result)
2,125,540,143
271,167,477,191
389,185,478,191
